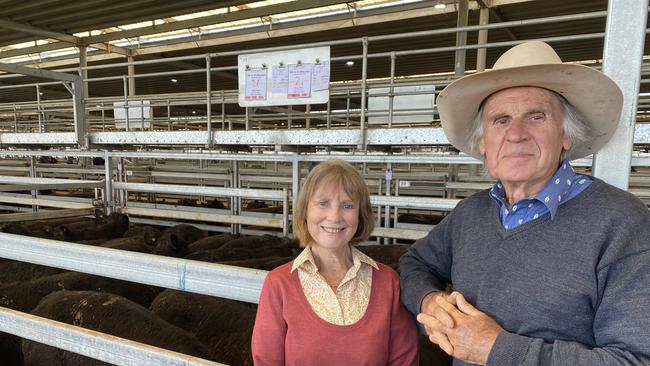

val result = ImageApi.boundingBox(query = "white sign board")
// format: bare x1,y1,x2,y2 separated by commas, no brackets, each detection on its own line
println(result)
368,85,435,124
114,100,152,129
238,46,330,107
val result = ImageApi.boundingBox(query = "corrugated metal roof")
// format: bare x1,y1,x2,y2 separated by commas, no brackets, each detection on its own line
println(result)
0,0,646,102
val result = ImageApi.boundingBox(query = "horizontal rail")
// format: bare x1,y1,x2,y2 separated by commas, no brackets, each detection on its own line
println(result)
120,206,284,228
0,207,95,223
0,233,267,304
0,181,103,192
370,195,460,211
113,182,286,200
0,124,650,149
371,226,428,241
0,195,94,209
0,307,224,366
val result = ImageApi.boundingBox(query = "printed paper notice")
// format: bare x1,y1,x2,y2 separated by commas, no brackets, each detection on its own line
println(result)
312,61,330,91
245,68,267,100
287,63,312,98
271,65,289,93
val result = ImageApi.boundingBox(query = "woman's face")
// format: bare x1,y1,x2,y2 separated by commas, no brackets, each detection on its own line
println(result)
307,182,359,251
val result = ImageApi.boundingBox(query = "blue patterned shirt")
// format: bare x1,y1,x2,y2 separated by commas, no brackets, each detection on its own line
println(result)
489,160,592,230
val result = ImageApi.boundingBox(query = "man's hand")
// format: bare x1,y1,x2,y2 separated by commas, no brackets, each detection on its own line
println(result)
418,291,454,355
417,291,502,365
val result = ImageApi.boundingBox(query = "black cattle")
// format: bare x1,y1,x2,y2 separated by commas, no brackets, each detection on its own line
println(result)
187,233,239,253
122,225,161,246
244,200,268,210
53,213,129,242
151,224,207,258
0,261,66,286
0,272,163,364
150,289,256,366
203,199,226,209
23,290,213,366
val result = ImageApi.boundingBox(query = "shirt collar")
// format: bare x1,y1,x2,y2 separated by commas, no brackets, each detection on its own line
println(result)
291,245,378,273
489,160,577,219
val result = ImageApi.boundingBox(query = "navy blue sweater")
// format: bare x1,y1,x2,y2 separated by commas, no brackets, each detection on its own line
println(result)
399,179,650,365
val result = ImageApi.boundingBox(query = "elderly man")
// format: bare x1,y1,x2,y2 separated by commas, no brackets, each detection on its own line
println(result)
399,41,650,365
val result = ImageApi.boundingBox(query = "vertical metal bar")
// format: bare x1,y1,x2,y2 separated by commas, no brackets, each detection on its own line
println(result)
292,158,299,205
393,179,399,245
71,77,88,148
122,76,130,131
282,188,288,237
232,161,240,235
29,156,37,212
592,0,648,189
206,55,213,148
166,100,171,131
104,150,113,215
376,178,382,244
476,7,490,73
127,56,135,97
447,1,468,197
100,102,105,131
245,107,250,130
221,93,226,130
140,97,144,129
306,104,311,128
346,90,351,128
36,84,42,132
454,0,469,77
359,37,369,150
79,46,89,99
326,99,331,128
288,105,293,129
383,164,391,245
471,5,490,177
388,52,396,128
118,158,125,208
12,104,17,132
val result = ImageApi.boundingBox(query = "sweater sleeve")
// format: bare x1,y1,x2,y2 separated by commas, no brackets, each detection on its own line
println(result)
487,249,650,366
251,271,287,366
398,210,456,316
386,267,420,366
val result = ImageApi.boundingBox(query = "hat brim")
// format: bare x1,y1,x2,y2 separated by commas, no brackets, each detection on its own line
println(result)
436,63,623,161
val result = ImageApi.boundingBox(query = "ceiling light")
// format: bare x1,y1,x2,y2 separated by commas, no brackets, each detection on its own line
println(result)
171,78,178,83
434,2,446,9
96,104,101,108
192,110,197,114
345,61,354,67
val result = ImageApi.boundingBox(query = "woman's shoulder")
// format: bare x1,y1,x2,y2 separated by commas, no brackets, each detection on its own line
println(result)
266,260,295,280
373,262,400,283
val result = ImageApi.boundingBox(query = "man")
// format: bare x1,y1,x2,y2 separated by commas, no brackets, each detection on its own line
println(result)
399,41,650,365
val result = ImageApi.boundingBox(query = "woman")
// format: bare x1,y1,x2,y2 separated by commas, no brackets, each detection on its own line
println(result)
252,159,418,365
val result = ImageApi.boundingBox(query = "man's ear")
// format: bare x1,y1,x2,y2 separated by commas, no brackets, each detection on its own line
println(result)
479,139,486,157
562,135,572,151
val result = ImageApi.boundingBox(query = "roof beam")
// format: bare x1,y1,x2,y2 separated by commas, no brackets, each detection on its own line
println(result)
80,0,352,44
0,17,130,56
0,17,78,43
0,0,535,67
0,61,78,82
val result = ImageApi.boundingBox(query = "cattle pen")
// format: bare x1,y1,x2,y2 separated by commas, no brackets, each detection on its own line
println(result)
0,0,647,365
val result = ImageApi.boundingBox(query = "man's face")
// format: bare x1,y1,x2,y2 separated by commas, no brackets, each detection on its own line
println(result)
480,87,571,190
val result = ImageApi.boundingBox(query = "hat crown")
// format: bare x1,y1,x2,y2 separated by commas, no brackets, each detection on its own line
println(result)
493,41,563,69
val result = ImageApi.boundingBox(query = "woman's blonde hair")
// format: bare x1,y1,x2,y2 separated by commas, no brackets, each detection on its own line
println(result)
292,159,374,247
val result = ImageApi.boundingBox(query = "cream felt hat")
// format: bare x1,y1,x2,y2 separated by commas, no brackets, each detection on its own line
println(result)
436,41,623,160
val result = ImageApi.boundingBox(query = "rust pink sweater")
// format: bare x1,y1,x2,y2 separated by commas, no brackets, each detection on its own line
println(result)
251,261,419,366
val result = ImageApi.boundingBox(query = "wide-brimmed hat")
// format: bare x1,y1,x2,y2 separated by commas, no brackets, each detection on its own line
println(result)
436,41,623,160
